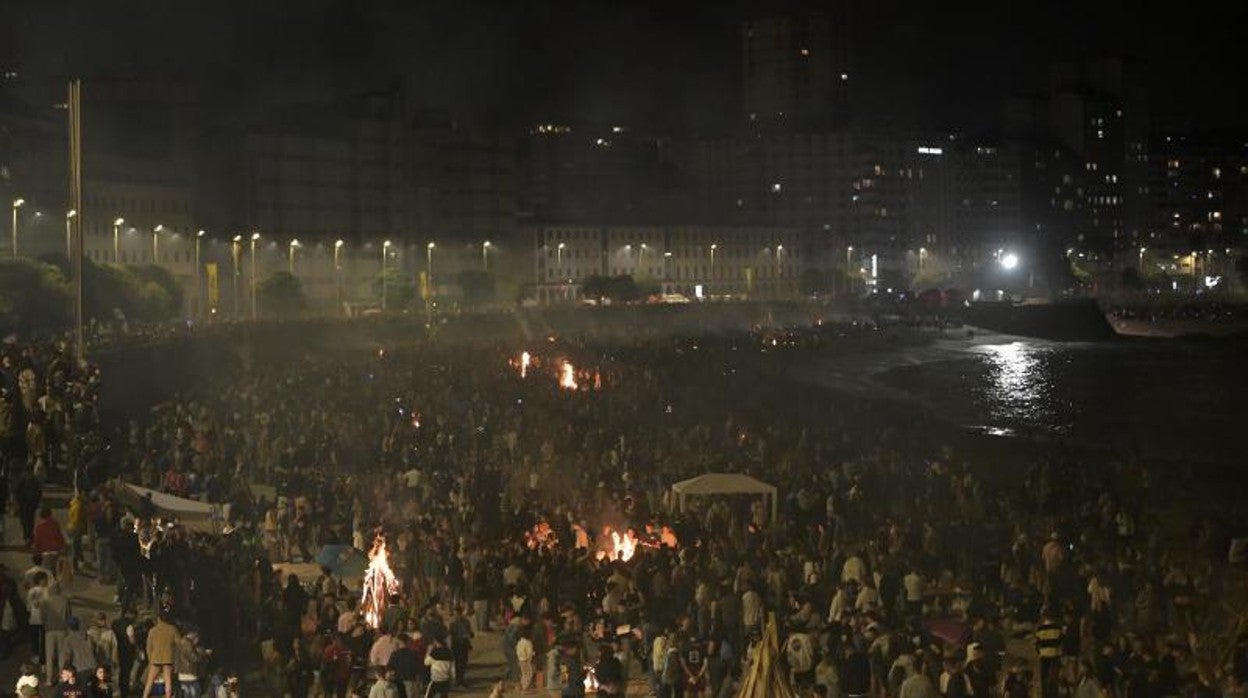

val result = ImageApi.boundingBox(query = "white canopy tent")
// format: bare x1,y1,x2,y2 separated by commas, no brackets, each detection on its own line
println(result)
670,473,779,524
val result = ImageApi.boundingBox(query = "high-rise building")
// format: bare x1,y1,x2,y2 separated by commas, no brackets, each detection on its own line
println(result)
239,90,407,241
1041,59,1150,252
409,110,516,245
1146,133,1248,257
741,10,851,131
518,123,678,225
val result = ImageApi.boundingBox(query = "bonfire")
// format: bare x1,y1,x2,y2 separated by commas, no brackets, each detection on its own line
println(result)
360,536,401,629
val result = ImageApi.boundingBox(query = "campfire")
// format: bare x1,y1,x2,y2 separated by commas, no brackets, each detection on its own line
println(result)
509,350,535,378
559,360,578,390
594,526,640,562
524,521,676,565
524,521,559,551
360,536,401,629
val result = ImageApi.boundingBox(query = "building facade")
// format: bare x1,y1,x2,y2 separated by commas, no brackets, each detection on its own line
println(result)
531,223,801,304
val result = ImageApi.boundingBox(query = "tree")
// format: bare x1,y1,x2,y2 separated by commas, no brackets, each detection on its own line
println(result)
371,267,415,309
128,264,183,321
258,271,307,317
457,269,495,308
0,259,71,333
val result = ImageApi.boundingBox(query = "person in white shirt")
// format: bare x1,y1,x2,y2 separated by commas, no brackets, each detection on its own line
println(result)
21,555,55,596
515,628,536,689
425,639,456,697
841,554,867,585
25,572,50,664
903,570,925,619
368,666,399,698
741,587,763,631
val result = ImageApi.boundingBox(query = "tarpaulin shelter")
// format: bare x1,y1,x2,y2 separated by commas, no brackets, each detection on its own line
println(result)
115,482,223,533
671,473,778,523
736,615,798,698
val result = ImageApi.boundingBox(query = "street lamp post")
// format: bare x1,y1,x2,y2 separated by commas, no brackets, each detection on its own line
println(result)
232,235,242,319
288,239,300,275
334,239,344,312
426,242,435,292
113,218,123,263
11,198,24,258
65,210,77,259
426,242,436,322
195,230,205,320
381,239,391,310
776,244,785,296
710,244,717,280
152,224,165,264
639,243,648,276
1139,246,1146,273
482,241,492,271
919,247,927,274
250,232,260,320
845,245,854,294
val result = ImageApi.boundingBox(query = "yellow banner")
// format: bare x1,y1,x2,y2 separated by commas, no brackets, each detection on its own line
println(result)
206,263,219,309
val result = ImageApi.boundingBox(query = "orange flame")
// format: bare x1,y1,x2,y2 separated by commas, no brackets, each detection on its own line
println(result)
559,360,578,390
360,537,400,629
594,526,639,562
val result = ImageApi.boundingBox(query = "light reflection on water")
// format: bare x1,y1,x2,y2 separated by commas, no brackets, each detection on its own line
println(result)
869,338,1246,464
969,341,1062,433
980,342,1040,407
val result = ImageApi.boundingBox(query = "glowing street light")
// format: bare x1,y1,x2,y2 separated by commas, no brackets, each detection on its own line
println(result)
1000,252,1020,271
426,241,436,294
195,230,206,319
482,240,492,271
65,209,77,259
232,235,242,318
250,232,260,320
334,239,345,311
11,198,24,258
710,243,718,280
1138,246,1146,272
113,218,124,263
152,224,165,264
288,238,300,274
381,239,392,310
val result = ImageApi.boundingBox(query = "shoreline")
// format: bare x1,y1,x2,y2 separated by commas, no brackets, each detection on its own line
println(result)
782,328,1242,497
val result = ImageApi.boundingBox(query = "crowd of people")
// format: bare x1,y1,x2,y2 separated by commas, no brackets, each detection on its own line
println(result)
1,314,1247,698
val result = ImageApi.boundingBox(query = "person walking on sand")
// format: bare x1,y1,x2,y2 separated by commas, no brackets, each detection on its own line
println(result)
140,611,178,698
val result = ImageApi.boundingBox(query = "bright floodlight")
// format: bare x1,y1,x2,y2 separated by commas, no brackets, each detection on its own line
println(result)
1000,253,1019,270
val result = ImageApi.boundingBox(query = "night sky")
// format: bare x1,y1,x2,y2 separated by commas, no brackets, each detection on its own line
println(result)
4,0,1244,134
